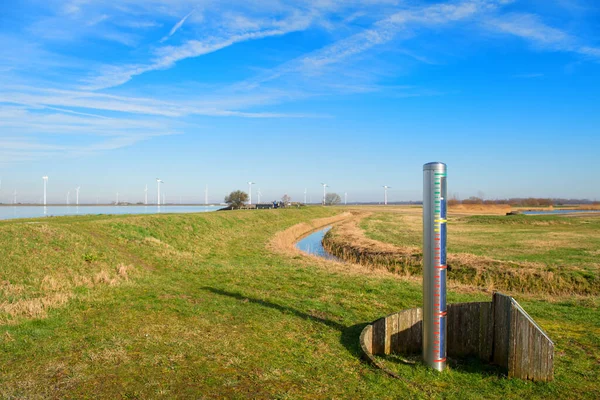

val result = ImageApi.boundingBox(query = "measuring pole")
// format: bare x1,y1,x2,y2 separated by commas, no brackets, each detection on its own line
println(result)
423,162,447,371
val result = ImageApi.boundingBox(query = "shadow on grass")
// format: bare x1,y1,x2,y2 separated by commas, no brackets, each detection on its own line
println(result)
201,287,367,361
201,287,507,381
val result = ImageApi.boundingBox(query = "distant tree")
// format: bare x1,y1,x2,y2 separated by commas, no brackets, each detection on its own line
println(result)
282,194,291,204
325,193,341,206
225,190,249,209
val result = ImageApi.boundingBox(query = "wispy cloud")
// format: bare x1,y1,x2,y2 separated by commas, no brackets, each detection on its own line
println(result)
236,0,503,92
487,12,600,60
161,9,196,42
83,13,315,90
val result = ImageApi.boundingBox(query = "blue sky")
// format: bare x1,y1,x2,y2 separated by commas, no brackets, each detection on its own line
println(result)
1,0,599,204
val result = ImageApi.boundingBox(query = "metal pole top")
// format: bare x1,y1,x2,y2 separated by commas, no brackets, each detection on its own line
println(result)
423,162,447,171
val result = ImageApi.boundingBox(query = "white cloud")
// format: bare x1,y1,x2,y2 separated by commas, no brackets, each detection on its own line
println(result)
83,31,302,90
487,12,600,61
487,13,572,48
161,9,196,42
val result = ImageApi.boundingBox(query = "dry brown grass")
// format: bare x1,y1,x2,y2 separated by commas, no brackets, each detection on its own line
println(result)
577,204,600,210
0,263,136,324
448,204,511,215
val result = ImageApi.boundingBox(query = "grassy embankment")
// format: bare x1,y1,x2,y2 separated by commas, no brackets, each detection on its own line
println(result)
0,207,599,398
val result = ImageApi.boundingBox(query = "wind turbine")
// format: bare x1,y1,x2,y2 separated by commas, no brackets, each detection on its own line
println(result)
257,189,262,204
304,188,307,204
321,183,329,205
116,192,119,205
345,192,348,205
144,185,148,205
383,185,391,206
42,176,48,206
156,178,164,205
248,182,255,205
75,186,80,206
13,190,17,205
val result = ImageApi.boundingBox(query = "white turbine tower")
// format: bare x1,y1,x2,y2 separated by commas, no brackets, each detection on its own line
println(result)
304,188,307,204
156,178,164,205
116,192,119,205
144,185,148,205
257,189,262,204
383,185,391,206
345,192,348,205
76,186,80,206
42,176,48,206
248,182,255,205
13,190,17,204
321,183,329,205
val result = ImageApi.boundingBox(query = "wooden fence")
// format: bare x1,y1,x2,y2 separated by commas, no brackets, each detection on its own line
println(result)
360,292,554,382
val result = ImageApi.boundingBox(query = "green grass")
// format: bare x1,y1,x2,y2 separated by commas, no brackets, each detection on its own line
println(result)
0,208,599,398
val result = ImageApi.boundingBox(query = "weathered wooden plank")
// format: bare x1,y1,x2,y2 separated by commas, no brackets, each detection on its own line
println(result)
415,308,423,354
547,341,555,382
479,302,494,361
540,334,548,382
396,310,412,354
493,293,512,369
447,303,457,356
389,312,400,354
519,310,530,380
385,313,398,355
372,317,386,356
409,308,420,354
533,329,542,381
507,300,518,377
527,318,536,380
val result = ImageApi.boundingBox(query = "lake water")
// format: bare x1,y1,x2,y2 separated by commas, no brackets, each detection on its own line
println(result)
522,209,600,215
0,205,224,221
295,227,340,261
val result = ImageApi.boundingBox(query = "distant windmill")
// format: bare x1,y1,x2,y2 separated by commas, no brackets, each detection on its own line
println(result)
75,186,80,206
304,188,307,204
321,183,329,205
156,178,164,205
248,182,255,205
144,185,148,205
383,185,391,206
42,176,48,206
344,192,348,205
257,189,262,204
13,190,17,204
116,192,119,205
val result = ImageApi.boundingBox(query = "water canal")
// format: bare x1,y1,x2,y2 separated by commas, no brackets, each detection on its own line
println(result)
295,226,340,261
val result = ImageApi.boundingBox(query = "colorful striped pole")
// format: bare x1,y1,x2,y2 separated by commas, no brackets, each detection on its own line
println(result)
423,162,447,371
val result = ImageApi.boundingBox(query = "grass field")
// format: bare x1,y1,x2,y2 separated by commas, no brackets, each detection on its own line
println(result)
1,207,599,399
